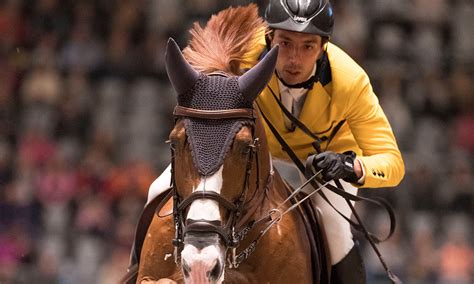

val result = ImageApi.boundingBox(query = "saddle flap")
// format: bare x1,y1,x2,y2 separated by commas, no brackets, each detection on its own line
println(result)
128,188,174,272
294,191,331,284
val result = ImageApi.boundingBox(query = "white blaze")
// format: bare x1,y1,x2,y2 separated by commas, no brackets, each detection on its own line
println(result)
182,166,225,283
187,166,223,221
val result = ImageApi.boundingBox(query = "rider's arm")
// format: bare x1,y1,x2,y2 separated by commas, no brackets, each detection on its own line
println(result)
344,72,405,188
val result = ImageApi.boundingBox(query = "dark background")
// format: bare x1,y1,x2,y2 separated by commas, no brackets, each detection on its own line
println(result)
0,0,472,283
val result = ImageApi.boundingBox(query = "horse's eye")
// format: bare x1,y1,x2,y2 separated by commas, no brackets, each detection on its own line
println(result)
165,139,175,149
167,137,183,152
240,147,249,156
170,142,177,151
237,140,252,156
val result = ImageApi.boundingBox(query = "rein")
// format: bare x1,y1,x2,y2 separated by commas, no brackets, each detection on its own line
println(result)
168,101,399,280
257,99,402,284
171,104,326,269
228,169,328,267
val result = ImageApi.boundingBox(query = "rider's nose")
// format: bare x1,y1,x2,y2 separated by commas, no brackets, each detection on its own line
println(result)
288,47,301,62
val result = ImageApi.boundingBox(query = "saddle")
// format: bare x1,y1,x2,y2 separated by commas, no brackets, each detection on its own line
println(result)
281,176,332,284
122,188,173,284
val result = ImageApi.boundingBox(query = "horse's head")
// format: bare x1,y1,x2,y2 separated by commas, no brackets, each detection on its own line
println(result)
165,38,278,283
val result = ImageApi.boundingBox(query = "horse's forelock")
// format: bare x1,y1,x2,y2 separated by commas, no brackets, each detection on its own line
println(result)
183,4,266,76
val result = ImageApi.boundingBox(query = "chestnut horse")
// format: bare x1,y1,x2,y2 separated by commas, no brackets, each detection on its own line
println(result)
134,5,328,284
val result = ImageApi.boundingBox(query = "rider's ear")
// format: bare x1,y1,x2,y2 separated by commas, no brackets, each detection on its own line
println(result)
322,37,329,51
318,37,329,60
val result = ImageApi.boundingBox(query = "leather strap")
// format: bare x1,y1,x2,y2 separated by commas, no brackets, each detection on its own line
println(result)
258,103,396,241
174,105,257,120
266,85,345,153
257,103,401,283
178,191,238,212
122,188,174,284
264,86,395,242
335,179,402,284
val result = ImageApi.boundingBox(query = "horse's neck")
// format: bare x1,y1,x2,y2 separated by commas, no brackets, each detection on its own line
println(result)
254,115,296,204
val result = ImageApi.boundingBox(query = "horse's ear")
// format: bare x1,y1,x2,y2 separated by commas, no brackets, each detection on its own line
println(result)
165,38,199,95
238,45,279,102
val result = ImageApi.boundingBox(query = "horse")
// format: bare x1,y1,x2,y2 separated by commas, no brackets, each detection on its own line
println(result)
133,5,329,284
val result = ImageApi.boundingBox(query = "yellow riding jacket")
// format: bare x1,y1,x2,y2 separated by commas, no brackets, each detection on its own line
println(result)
245,41,405,188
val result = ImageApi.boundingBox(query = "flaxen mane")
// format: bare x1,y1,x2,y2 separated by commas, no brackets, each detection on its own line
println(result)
183,4,266,76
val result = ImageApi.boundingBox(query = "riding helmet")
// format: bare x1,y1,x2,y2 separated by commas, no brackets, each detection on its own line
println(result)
264,0,334,38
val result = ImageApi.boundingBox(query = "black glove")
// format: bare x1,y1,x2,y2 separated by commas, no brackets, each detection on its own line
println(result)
311,151,359,183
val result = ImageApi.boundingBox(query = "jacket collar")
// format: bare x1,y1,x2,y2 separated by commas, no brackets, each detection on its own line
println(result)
265,73,332,130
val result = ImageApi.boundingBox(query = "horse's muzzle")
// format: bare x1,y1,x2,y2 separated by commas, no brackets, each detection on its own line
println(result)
181,231,226,283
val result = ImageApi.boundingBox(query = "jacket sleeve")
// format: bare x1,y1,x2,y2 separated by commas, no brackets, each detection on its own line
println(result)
345,72,405,188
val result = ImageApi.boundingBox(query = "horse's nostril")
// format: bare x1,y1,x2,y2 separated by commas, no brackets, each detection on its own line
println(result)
182,259,191,278
207,260,222,281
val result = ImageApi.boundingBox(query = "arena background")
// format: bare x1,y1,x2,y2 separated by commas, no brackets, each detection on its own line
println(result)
0,0,472,283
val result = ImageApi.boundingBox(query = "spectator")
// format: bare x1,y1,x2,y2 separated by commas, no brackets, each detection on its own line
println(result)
0,0,471,282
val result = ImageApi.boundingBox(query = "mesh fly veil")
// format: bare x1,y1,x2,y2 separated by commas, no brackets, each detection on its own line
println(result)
180,75,253,176
165,39,278,176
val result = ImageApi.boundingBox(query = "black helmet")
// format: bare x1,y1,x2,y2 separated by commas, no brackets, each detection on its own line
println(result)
264,0,334,38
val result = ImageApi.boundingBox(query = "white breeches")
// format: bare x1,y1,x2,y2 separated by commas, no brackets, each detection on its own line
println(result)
146,162,356,265
147,163,172,205
302,177,357,265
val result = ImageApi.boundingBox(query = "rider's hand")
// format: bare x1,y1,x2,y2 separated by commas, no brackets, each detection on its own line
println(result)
311,151,359,183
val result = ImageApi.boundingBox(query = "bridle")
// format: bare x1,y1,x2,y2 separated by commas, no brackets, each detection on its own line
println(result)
168,105,344,270
169,105,265,267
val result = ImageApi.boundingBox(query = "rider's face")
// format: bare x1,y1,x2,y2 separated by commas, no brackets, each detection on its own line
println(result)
270,29,324,85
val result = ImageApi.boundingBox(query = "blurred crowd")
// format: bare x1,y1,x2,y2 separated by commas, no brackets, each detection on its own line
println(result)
0,0,472,283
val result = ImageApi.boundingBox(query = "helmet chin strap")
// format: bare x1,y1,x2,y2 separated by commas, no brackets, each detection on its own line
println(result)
275,44,329,91
275,69,318,90
263,36,329,91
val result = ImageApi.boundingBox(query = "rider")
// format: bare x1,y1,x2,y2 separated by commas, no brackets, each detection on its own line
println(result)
250,0,405,283
140,0,404,283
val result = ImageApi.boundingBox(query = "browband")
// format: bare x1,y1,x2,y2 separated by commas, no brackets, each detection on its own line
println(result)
173,105,257,120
